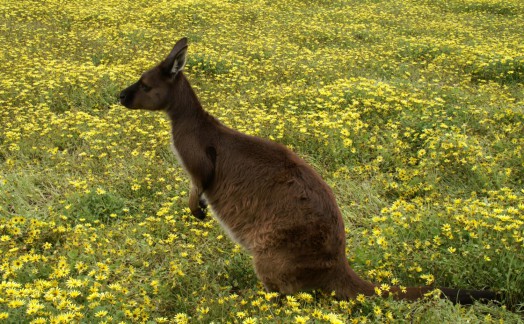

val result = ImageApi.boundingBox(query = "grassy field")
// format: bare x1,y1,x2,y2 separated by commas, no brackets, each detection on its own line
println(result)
1,0,523,322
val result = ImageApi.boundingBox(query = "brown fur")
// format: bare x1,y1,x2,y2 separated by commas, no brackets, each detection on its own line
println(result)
119,38,500,304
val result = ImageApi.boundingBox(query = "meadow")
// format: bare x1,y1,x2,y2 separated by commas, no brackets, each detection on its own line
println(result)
1,0,523,322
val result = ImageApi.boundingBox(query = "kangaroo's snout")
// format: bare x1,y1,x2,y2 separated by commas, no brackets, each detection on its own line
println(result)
118,88,129,107
119,83,138,109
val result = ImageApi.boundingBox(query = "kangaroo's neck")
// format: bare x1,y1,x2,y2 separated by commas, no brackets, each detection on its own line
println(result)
165,72,205,121
165,72,219,147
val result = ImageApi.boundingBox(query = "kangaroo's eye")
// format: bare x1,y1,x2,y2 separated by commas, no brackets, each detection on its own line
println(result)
140,82,152,92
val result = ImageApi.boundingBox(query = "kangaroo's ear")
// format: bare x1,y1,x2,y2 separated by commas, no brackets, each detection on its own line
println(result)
161,37,188,77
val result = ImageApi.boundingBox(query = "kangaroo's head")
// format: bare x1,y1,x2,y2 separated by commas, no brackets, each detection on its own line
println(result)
119,37,188,111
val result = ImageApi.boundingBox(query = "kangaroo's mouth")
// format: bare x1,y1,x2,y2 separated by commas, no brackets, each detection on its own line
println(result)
119,84,138,109
119,97,134,109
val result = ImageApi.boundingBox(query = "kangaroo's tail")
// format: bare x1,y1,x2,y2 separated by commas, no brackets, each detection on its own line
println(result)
437,287,501,304
338,261,501,304
387,286,501,304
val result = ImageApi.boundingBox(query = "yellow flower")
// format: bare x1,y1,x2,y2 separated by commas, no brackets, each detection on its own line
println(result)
295,315,310,323
95,310,108,317
324,313,344,324
8,299,25,308
174,313,189,324
68,290,81,298
296,292,314,303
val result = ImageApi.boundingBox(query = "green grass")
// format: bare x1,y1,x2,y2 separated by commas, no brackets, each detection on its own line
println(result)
1,0,523,323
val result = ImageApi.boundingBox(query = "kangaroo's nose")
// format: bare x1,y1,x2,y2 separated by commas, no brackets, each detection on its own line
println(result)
119,91,126,100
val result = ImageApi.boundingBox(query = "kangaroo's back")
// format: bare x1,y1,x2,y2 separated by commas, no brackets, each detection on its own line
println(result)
204,127,343,250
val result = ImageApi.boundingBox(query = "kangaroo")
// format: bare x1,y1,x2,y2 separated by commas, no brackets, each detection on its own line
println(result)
119,37,500,304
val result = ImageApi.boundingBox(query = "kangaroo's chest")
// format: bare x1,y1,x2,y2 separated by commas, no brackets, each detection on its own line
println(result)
170,139,189,173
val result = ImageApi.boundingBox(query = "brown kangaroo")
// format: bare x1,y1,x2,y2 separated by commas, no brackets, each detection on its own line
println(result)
119,37,499,304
